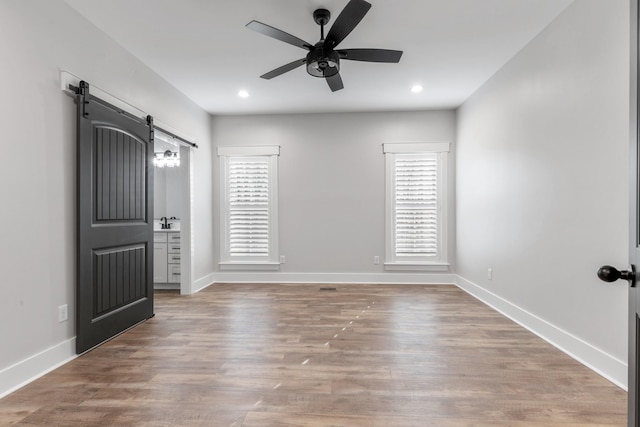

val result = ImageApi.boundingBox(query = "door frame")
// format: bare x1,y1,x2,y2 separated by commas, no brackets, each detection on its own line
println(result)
178,143,195,295
630,0,639,424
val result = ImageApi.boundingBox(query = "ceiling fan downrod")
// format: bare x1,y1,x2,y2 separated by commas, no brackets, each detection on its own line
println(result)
307,9,338,78
313,8,331,40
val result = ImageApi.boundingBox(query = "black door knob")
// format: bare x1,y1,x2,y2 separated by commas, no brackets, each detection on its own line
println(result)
597,265,635,284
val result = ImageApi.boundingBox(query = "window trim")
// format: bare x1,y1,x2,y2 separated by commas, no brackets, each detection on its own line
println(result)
383,142,450,271
217,146,280,270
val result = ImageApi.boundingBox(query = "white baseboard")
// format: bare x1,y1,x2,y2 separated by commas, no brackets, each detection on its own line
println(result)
0,338,77,399
455,275,628,390
153,283,179,290
192,272,216,293
212,271,456,285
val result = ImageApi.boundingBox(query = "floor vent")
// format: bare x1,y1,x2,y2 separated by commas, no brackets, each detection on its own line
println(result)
319,287,337,291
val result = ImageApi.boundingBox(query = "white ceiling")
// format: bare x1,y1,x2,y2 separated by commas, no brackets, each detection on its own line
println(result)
63,0,573,115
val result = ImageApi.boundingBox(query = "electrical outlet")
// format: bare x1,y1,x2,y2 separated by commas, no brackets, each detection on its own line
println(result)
374,256,380,265
58,304,68,323
280,255,286,264
488,268,493,280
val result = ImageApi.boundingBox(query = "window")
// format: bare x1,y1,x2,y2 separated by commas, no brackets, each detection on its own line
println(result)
218,146,279,270
383,143,449,271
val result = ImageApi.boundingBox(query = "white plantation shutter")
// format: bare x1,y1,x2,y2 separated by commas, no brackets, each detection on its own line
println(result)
383,143,449,268
228,159,270,256
218,146,279,268
394,156,438,257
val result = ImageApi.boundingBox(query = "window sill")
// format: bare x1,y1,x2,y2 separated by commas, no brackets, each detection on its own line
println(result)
219,262,281,271
384,262,450,272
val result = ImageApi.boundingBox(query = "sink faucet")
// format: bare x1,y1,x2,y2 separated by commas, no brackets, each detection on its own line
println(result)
160,217,168,229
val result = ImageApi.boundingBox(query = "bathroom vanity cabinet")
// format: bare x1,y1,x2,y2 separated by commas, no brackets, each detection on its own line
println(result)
154,231,180,286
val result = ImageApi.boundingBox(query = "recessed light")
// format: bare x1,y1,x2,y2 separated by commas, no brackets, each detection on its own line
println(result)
411,84,423,93
238,90,249,98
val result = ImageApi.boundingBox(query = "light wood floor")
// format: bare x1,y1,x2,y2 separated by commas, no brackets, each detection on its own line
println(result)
0,284,626,426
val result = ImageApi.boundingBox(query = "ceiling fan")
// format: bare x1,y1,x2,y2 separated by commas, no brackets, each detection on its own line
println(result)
246,0,403,92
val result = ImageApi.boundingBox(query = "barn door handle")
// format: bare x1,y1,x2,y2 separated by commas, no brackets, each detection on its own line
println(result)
597,265,636,287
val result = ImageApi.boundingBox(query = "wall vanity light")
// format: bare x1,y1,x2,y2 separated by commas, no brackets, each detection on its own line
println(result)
153,150,180,168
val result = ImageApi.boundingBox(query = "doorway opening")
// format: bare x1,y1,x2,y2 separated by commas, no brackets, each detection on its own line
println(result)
153,128,195,295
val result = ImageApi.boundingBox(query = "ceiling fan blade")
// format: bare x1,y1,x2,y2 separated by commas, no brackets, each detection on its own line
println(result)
338,49,403,63
246,20,313,50
260,58,307,80
324,0,372,49
326,73,344,92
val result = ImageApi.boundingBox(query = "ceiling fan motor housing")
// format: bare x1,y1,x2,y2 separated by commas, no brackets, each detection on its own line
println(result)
306,43,340,78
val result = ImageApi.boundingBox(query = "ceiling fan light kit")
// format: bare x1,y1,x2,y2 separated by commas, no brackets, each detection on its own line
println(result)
306,45,340,78
246,0,403,92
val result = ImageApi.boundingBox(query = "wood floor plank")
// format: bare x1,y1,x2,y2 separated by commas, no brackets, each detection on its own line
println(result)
0,284,626,426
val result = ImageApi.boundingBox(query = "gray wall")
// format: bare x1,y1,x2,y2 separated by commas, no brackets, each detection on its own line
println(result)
211,111,456,281
0,0,215,391
457,0,629,383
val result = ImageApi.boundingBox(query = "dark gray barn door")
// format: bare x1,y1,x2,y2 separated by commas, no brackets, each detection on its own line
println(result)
74,81,154,354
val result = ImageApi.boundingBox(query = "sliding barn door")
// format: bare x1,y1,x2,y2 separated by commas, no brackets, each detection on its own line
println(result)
75,81,154,354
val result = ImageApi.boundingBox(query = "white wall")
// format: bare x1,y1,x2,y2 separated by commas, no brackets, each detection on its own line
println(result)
154,167,168,218
211,111,456,283
0,0,215,395
456,0,629,386
154,166,182,220
165,167,182,219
